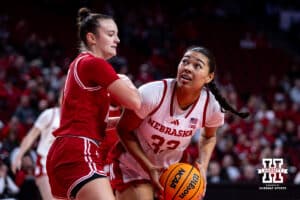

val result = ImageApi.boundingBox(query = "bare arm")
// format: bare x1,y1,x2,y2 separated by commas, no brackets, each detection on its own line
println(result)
117,109,163,190
197,127,218,171
108,74,141,111
11,127,41,173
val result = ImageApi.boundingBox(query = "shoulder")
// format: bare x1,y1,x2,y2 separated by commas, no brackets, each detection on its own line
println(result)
39,108,54,117
205,89,225,126
139,78,173,91
206,89,221,112
139,80,164,91
134,79,172,119
81,54,110,67
34,107,55,128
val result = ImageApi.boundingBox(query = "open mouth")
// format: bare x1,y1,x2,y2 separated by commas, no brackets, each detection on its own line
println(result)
180,74,192,81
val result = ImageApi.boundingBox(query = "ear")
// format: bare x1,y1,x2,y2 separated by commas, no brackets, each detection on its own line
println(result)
205,72,214,84
86,32,97,45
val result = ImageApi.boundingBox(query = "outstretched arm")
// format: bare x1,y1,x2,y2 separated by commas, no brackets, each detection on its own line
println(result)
11,127,41,173
108,74,141,111
117,109,164,191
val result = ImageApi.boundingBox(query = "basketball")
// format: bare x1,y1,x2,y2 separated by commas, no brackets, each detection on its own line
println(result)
159,163,205,200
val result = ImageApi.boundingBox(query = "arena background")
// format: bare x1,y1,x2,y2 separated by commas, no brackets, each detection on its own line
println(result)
0,0,299,199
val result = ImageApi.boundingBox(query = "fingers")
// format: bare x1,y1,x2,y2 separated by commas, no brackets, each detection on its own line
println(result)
11,163,18,174
194,162,207,199
117,74,136,89
149,166,164,192
11,160,21,174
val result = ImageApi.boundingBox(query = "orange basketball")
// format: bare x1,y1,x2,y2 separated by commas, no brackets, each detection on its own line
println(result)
159,163,205,200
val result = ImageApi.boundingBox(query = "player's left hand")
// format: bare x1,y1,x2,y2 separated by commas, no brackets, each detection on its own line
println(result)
194,162,207,199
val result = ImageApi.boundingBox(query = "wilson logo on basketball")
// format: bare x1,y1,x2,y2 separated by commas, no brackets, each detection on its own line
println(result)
179,173,200,199
160,163,205,200
170,168,185,188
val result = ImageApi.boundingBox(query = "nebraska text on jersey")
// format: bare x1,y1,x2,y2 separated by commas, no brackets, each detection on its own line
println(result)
148,117,192,137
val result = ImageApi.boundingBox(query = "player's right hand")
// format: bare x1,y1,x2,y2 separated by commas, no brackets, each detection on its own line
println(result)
148,164,164,192
11,157,22,174
117,74,136,89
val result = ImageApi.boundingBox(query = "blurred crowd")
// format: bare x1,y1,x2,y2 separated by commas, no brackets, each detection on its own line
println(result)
0,0,300,198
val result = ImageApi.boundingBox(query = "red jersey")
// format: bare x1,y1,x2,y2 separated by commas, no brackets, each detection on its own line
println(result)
53,52,118,141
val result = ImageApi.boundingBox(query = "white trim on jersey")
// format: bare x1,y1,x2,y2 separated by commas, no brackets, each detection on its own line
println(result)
74,55,102,91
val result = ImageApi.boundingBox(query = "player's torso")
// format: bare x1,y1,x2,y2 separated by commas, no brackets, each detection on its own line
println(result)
37,107,60,156
55,54,110,140
136,79,209,166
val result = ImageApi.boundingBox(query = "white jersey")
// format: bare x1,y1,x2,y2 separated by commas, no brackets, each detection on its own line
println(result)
35,107,60,158
118,79,224,182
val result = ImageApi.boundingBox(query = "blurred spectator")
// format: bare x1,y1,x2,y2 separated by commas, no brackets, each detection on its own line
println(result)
135,63,154,87
207,161,223,184
0,161,19,199
289,78,300,104
221,154,241,182
294,171,300,184
239,164,259,183
1,116,26,152
240,32,256,49
14,95,37,127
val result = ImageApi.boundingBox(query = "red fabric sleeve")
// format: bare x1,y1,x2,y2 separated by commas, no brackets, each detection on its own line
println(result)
78,56,119,88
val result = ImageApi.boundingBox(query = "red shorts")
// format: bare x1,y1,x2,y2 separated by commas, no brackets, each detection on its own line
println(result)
109,143,151,192
110,158,150,192
46,136,106,199
34,154,46,177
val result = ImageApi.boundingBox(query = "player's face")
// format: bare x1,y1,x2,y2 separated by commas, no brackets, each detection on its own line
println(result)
95,19,120,60
176,50,214,91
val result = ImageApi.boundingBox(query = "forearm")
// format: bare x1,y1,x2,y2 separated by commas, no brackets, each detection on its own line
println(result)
17,128,40,158
197,134,216,171
18,136,34,157
119,131,153,171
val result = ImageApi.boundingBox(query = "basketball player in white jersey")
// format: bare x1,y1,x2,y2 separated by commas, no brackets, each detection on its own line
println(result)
109,46,249,200
11,92,62,200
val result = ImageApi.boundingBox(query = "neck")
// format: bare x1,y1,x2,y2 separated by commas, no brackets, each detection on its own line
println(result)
176,85,201,110
82,47,104,59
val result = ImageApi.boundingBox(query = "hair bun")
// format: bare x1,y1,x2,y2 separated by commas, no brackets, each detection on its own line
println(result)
78,7,91,21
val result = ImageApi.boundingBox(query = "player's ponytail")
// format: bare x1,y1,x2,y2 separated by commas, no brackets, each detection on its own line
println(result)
76,7,114,50
207,81,249,118
78,7,91,22
188,46,249,119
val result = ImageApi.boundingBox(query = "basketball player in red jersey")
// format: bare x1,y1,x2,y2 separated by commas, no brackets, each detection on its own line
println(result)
100,103,122,171
46,7,141,200
110,46,249,200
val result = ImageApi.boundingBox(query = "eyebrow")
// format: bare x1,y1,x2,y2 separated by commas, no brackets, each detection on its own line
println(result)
107,30,117,34
183,55,205,66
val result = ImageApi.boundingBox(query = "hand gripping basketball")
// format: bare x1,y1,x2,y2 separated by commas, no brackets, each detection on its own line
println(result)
159,163,206,200
194,162,207,199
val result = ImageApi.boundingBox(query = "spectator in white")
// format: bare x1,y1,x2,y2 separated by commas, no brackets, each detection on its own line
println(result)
221,154,240,182
0,162,19,199
207,161,222,183
290,78,300,104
